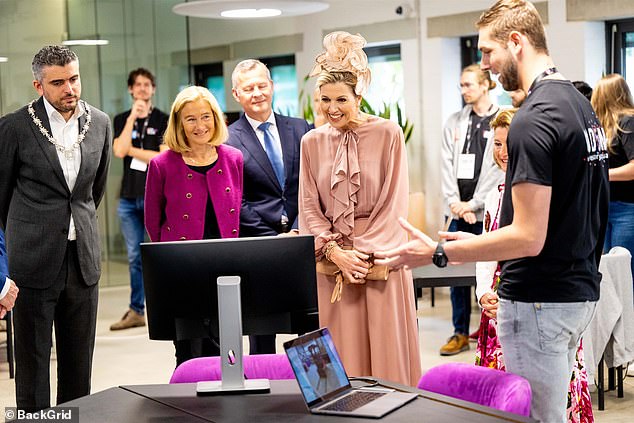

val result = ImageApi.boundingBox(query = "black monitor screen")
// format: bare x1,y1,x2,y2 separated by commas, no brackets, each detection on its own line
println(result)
140,235,318,340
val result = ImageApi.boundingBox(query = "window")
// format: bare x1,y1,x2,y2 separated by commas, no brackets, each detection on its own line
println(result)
194,63,226,111
363,44,404,115
607,19,634,90
260,55,298,117
461,36,481,68
194,55,299,118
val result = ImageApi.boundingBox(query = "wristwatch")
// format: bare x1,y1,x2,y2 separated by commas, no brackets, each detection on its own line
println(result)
432,242,448,268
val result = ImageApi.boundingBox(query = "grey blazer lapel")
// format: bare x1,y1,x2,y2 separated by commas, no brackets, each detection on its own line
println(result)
74,110,91,192
29,97,69,192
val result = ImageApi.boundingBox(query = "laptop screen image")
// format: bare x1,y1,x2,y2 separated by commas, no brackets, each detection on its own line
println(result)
284,328,351,406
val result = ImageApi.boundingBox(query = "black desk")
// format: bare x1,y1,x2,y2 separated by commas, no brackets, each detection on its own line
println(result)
412,263,476,306
61,380,535,422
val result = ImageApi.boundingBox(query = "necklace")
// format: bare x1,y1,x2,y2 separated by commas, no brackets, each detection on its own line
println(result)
28,100,92,160
183,146,216,165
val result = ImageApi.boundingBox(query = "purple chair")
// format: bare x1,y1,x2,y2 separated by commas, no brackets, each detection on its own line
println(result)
169,353,295,383
417,362,532,417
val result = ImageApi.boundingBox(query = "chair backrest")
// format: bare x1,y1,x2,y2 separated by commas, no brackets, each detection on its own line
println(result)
169,353,295,383
417,362,531,417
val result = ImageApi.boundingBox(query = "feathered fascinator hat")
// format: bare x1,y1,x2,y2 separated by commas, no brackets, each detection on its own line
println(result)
309,31,371,96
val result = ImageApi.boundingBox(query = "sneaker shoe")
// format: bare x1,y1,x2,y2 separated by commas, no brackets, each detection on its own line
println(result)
439,334,470,356
469,328,480,342
110,309,145,331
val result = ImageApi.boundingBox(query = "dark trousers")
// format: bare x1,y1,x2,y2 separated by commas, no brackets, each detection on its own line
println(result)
249,335,276,355
246,222,290,355
13,241,98,411
448,218,482,335
174,338,220,367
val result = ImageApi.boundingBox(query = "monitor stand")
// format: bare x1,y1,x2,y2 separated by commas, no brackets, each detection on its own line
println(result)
196,276,271,395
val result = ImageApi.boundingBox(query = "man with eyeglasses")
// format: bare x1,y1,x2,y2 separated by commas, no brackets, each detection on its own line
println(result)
227,59,310,354
438,64,502,356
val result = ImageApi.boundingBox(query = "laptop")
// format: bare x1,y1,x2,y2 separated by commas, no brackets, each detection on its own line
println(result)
283,327,418,418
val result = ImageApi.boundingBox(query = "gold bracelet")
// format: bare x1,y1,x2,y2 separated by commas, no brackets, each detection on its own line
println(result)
323,241,339,262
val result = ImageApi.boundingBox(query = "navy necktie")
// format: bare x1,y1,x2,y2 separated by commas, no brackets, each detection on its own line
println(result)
258,122,285,189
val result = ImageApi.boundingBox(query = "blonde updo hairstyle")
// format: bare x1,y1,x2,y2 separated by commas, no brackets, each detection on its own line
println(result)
310,31,371,127
164,86,228,153
462,63,497,91
316,71,358,98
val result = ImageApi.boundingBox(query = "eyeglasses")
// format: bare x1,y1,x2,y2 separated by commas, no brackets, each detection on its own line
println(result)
459,82,477,90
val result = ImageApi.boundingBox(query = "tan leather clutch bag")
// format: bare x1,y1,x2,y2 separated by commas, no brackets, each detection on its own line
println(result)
315,250,390,303
315,260,389,281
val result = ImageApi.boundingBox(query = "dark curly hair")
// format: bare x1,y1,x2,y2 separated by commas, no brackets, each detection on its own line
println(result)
127,68,156,88
31,45,78,81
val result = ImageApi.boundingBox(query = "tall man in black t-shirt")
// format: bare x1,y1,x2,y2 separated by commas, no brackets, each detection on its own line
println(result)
376,1,609,421
110,68,168,330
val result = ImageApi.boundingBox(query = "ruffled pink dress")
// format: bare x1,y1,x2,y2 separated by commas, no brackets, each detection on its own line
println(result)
299,116,421,386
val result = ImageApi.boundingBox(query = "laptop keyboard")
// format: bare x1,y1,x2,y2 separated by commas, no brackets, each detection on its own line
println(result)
321,391,387,412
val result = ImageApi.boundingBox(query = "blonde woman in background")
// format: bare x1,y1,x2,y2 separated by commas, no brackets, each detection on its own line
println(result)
592,74,634,286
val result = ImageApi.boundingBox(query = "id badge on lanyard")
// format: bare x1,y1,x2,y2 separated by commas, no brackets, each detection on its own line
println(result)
457,154,475,179
129,113,151,172
130,157,148,172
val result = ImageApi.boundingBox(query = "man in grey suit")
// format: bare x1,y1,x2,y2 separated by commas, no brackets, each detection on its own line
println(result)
227,59,310,354
0,45,111,411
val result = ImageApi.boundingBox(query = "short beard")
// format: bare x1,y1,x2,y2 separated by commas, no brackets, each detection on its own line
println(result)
54,97,78,114
500,56,520,92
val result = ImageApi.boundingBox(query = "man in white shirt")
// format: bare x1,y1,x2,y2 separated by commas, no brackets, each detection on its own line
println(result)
0,45,111,411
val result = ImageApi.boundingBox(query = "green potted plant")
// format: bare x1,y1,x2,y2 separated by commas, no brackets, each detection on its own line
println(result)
299,76,414,143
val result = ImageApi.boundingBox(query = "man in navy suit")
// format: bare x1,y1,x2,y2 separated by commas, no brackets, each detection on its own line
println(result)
0,229,19,319
227,59,310,354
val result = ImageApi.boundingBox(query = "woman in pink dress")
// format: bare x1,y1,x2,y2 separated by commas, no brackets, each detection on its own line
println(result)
474,108,594,422
299,31,421,386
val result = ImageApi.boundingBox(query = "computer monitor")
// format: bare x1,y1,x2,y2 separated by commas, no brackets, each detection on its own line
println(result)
140,235,319,341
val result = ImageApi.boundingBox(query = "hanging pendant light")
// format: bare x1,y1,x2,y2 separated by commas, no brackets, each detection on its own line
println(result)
172,0,329,19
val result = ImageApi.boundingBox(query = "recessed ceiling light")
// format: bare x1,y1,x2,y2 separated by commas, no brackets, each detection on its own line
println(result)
62,39,109,46
0,57,8,63
173,0,329,19
221,8,282,18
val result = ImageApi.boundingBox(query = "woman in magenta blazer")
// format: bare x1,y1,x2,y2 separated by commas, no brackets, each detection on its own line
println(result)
145,86,243,365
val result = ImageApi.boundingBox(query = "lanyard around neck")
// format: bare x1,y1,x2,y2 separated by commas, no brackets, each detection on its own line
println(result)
527,67,557,96
133,107,153,146
464,104,495,153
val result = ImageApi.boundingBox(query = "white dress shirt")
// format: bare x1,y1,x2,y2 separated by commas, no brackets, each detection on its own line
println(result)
245,113,287,224
0,277,11,300
43,97,85,241
245,113,283,155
